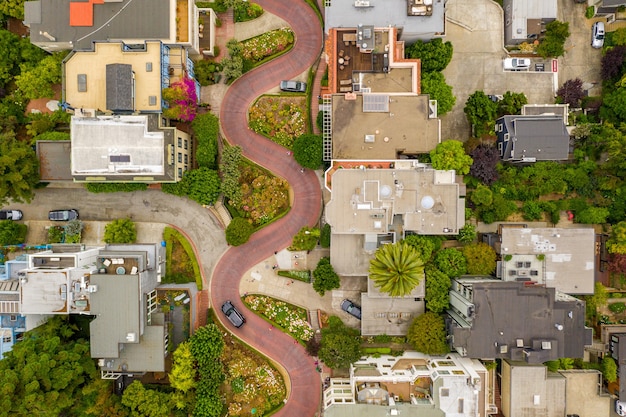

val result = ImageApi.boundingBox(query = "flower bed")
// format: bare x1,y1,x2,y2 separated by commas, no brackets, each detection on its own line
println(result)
249,96,306,148
239,164,289,226
241,27,294,63
243,294,313,341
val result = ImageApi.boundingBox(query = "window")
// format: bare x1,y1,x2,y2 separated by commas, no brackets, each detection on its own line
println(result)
3,336,11,343
178,152,182,163
77,74,87,92
504,133,510,141
498,142,503,156
184,139,188,150
178,137,182,148
10,315,17,322
184,154,188,164
146,62,153,72
149,95,157,106
178,167,183,177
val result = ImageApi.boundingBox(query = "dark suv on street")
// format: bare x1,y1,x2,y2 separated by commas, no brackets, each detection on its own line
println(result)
221,301,246,328
341,299,362,320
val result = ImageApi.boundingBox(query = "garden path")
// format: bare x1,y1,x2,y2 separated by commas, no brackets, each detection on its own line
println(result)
211,1,324,416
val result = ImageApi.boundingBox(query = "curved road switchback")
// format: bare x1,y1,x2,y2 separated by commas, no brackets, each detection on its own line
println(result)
212,1,324,416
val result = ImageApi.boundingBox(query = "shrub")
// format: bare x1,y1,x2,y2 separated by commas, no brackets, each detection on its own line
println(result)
458,223,477,244
312,258,340,296
47,226,64,244
0,221,27,245
192,113,220,169
521,201,543,221
293,133,323,169
609,302,626,314
556,78,584,108
320,223,331,248
504,254,513,262
104,218,137,244
225,217,254,246
585,6,595,19
85,183,148,193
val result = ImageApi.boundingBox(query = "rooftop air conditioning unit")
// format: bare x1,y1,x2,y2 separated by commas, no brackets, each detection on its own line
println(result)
126,333,136,342
354,0,370,7
87,284,98,293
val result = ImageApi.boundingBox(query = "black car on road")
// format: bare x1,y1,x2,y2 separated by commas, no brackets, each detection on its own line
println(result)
48,209,79,221
221,301,246,328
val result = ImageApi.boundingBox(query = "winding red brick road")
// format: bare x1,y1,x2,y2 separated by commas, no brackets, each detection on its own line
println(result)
211,1,324,416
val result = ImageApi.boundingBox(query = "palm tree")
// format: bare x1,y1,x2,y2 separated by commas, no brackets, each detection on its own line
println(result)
369,241,425,297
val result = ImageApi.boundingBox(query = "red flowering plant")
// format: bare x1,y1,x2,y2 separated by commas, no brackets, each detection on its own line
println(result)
162,77,198,121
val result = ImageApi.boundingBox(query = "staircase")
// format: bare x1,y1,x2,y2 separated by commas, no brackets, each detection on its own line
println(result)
308,309,322,342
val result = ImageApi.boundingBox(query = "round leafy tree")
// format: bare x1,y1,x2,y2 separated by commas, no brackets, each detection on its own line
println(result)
318,316,361,369
103,218,136,244
430,140,473,175
293,133,323,169
313,257,340,296
0,220,26,245
461,242,496,275
434,248,467,278
405,38,453,73
225,217,254,246
403,234,437,262
421,72,456,116
369,241,425,297
407,312,449,355
464,91,497,138
457,223,477,244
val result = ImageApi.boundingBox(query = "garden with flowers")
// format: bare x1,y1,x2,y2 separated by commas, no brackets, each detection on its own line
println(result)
238,163,290,227
243,294,314,342
249,96,307,148
162,77,198,121
241,27,294,63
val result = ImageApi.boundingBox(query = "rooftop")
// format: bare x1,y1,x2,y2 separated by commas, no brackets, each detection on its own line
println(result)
498,115,569,161
498,227,595,294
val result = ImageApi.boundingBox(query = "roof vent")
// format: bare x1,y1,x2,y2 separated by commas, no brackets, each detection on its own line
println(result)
126,333,136,342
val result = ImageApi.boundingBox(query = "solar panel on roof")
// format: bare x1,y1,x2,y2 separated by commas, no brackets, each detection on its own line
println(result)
363,94,389,112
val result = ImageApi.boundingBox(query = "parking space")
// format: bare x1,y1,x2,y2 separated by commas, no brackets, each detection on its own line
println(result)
440,0,602,141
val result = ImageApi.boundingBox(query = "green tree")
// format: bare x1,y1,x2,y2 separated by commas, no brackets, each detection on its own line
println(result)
470,184,493,207
163,168,221,205
457,223,477,244
225,217,254,246
600,87,626,124
312,257,340,296
0,133,40,205
0,220,27,245
421,72,456,116
369,241,425,297
521,200,543,221
320,223,331,248
169,341,196,393
497,91,528,117
219,145,243,206
434,248,467,278
536,20,570,58
602,356,618,383
0,29,23,88
575,207,609,224
430,140,473,174
403,234,437,262
104,218,137,243
293,133,323,169
121,381,173,417
192,113,219,169
15,53,65,100
318,316,361,369
0,0,26,19
464,91,498,138
462,242,496,275
425,266,451,313
407,312,449,355
405,38,454,73
608,221,626,254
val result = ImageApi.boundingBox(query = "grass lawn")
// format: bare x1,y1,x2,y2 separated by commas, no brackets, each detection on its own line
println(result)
163,227,203,290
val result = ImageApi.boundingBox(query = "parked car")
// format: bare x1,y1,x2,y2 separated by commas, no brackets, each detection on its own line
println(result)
591,22,605,49
279,80,307,93
48,209,79,221
341,299,362,320
221,300,246,328
0,210,23,221
616,400,626,417
503,58,531,70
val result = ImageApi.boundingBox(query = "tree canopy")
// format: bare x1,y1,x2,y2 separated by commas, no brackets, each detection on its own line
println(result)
556,78,585,109
0,220,27,245
536,20,570,58
104,218,137,244
421,72,456,116
192,113,219,169
318,316,361,369
313,257,340,296
608,221,626,254
464,91,497,138
369,241,425,297
162,168,221,205
469,145,500,186
403,234,437,263
425,267,451,313
15,52,65,100
430,140,473,175
405,38,453,73
0,0,26,20
0,133,40,205
225,217,254,246
434,248,467,278
407,312,449,355
462,242,496,275
293,133,323,169
497,91,528,117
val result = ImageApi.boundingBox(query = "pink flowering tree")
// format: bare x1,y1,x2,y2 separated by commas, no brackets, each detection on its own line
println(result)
162,77,198,122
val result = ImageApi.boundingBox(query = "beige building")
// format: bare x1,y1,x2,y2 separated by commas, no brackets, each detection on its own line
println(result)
70,114,191,183
63,41,191,113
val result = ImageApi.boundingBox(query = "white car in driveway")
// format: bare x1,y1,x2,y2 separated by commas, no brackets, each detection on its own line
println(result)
503,58,531,70
591,22,605,49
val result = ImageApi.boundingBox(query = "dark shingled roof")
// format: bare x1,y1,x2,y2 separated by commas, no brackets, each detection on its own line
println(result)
106,63,133,112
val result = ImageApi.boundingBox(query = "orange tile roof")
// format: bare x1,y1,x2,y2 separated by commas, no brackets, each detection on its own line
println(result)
69,0,105,27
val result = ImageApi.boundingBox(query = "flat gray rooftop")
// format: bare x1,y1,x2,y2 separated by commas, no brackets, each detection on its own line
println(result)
331,94,440,160
361,283,424,336
500,228,595,295
25,0,170,50
324,404,443,417
325,0,445,42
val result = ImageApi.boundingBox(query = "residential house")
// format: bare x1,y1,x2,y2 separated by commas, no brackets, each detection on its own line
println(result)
594,0,626,19
521,104,570,125
495,115,570,162
0,258,29,356
447,277,592,363
610,333,626,409
325,0,446,44
23,0,215,56
496,227,596,295
324,27,440,161
500,361,609,417
70,114,191,183
17,243,168,378
502,0,557,45
63,40,195,114
323,351,491,417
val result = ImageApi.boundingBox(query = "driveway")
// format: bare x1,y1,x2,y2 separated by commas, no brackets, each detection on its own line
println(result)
442,0,568,140
213,0,324,416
